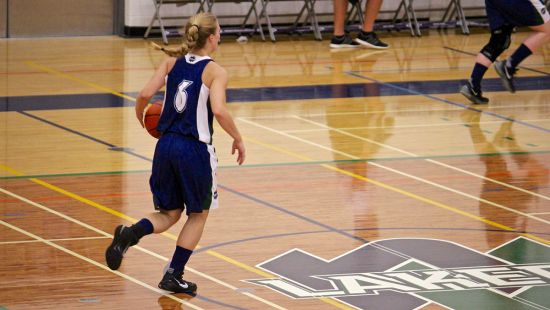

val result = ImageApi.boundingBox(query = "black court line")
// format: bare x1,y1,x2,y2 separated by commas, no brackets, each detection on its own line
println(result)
444,46,550,76
194,227,550,254
344,71,550,134
18,111,153,163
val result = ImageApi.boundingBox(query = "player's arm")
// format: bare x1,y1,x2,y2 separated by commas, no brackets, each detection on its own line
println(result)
209,64,246,165
135,58,173,127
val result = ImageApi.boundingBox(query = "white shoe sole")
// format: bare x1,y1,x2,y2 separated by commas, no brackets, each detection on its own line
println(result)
329,43,360,49
354,38,390,49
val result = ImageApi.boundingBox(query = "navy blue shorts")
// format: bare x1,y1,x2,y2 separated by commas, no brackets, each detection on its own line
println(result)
150,133,218,215
486,0,550,30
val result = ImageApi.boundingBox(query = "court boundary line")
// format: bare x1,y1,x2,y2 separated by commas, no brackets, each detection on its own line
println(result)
0,218,204,310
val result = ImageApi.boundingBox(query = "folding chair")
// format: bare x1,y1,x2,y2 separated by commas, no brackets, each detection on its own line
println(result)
441,0,470,34
391,0,421,36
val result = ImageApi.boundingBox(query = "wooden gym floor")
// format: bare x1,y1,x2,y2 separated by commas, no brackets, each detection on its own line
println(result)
0,29,549,309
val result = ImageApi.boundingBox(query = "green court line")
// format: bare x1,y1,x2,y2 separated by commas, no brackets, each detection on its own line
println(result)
2,150,550,180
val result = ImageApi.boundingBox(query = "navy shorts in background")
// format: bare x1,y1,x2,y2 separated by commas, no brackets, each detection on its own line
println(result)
150,133,218,215
485,0,550,30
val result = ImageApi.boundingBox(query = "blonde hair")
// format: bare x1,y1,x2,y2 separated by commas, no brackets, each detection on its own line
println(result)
151,12,218,57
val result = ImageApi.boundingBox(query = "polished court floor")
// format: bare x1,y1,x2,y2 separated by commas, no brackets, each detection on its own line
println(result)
0,29,549,309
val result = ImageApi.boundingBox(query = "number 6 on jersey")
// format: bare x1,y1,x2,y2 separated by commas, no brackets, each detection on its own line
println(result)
174,80,193,113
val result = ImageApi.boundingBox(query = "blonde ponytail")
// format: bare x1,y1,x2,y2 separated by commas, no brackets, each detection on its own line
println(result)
153,13,218,57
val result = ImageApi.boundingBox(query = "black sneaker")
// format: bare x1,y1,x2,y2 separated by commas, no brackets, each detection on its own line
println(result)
330,35,360,49
494,61,517,93
355,31,389,49
105,225,139,270
460,80,489,104
158,269,197,294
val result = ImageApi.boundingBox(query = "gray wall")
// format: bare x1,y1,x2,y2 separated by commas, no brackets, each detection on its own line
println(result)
0,0,6,38
8,0,114,37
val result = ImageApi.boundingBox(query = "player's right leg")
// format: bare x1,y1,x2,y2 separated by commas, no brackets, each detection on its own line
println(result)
105,210,181,270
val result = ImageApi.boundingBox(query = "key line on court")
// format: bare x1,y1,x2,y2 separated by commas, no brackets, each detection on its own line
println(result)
293,115,550,202
344,71,550,134
238,118,550,236
0,218,204,310
0,185,287,310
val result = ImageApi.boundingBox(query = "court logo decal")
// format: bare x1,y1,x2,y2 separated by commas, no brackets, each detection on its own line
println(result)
246,237,550,309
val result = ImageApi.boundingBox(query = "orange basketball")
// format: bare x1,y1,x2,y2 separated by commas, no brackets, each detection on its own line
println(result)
144,101,163,138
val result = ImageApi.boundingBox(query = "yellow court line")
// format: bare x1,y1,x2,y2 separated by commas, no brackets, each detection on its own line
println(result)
24,61,136,102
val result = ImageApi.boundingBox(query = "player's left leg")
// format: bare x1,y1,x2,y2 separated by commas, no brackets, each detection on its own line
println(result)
158,211,209,294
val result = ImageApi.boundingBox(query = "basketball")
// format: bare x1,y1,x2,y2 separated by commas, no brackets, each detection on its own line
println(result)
144,101,163,138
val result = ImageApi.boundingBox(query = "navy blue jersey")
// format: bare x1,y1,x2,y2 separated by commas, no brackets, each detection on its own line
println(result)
158,54,214,144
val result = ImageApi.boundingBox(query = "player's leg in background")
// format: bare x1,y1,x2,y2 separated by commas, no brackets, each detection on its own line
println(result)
494,0,550,92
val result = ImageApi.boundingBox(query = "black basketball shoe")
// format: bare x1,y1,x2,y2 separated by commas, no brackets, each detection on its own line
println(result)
158,268,198,294
355,31,389,49
494,60,517,93
460,80,489,104
105,225,139,270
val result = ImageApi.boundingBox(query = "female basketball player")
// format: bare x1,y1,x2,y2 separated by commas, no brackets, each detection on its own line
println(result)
461,0,550,104
105,12,246,294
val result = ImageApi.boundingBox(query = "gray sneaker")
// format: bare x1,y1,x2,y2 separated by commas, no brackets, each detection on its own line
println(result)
460,80,489,105
494,61,517,93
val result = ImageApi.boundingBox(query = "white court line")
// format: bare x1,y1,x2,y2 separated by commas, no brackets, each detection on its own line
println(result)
0,187,287,310
293,115,550,203
0,236,109,245
238,117,550,226
530,212,550,215
238,103,550,120
283,119,550,132
0,219,203,310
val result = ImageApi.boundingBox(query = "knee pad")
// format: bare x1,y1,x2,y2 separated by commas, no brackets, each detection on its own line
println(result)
480,26,513,62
